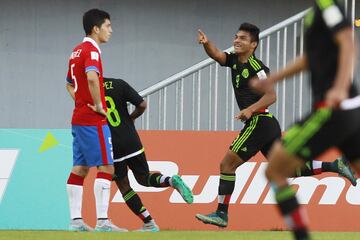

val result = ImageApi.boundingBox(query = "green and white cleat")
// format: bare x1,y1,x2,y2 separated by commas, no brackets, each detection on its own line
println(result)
135,220,160,232
171,175,194,204
337,157,357,186
195,211,228,228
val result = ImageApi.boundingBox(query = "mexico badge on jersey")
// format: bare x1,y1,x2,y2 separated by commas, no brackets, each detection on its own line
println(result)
91,51,99,61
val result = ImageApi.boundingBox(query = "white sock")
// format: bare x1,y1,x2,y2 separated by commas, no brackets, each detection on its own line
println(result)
66,184,83,219
94,178,111,219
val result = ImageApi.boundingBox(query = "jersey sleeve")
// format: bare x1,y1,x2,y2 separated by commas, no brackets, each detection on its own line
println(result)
66,67,73,84
249,57,269,80
84,49,101,74
315,0,350,33
122,81,144,106
221,52,237,68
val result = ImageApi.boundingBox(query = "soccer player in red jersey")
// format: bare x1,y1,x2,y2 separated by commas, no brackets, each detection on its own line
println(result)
65,9,126,232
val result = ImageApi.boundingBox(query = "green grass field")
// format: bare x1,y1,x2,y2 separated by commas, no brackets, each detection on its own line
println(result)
0,231,359,240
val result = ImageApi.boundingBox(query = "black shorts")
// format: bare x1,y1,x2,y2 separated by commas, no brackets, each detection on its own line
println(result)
283,107,360,163
114,152,150,179
230,113,281,161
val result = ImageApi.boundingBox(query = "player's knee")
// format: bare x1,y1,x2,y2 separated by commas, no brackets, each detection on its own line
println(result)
72,166,89,177
220,151,243,173
134,173,149,186
98,164,115,175
115,177,131,194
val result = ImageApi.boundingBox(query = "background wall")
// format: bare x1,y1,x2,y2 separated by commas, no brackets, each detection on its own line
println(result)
0,0,358,128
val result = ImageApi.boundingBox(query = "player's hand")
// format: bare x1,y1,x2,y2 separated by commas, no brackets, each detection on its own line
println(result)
235,108,253,121
198,29,208,44
325,86,348,109
250,76,274,94
87,103,107,117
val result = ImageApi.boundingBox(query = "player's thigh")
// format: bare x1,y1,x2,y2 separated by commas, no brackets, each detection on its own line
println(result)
230,114,280,161
266,141,305,180
114,161,129,180
282,109,355,162
127,153,150,177
71,126,87,167
76,124,114,167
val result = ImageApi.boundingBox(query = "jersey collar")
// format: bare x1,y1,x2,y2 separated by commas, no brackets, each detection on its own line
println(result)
83,37,102,54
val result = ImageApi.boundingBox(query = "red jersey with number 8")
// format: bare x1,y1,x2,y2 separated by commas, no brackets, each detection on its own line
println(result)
66,37,107,126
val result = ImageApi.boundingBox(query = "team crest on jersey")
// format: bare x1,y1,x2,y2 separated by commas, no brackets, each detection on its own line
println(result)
242,68,249,78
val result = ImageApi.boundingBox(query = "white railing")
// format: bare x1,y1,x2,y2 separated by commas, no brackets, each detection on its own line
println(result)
135,1,355,131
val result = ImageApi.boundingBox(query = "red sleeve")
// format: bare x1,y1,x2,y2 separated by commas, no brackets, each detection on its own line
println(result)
66,66,73,84
84,49,101,74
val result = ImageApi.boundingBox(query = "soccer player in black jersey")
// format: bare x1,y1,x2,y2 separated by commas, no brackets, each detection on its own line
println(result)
251,1,360,239
104,78,193,232
195,22,357,229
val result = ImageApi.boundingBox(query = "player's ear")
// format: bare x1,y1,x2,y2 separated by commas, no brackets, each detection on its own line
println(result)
251,41,257,49
93,25,100,34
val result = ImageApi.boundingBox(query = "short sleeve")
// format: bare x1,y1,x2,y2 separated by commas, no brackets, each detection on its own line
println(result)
249,56,269,80
84,50,101,74
221,52,237,68
123,81,144,106
66,68,72,84
315,0,350,33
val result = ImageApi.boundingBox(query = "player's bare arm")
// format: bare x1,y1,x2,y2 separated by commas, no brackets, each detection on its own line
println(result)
87,70,107,116
250,55,308,94
130,100,147,121
198,29,226,65
235,86,276,121
326,27,356,108
66,83,75,100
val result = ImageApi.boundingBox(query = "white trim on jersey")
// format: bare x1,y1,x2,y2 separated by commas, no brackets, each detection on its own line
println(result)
340,96,360,110
83,37,102,54
257,70,267,80
113,147,145,162
322,5,343,28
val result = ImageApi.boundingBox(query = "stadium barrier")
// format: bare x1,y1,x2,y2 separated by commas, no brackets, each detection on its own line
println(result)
0,129,359,231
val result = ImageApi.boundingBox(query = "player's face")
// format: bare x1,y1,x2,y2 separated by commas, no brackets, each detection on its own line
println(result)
233,31,257,55
98,19,113,43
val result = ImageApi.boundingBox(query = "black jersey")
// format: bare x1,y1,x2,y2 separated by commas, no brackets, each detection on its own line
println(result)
305,0,358,103
221,53,270,111
103,78,144,159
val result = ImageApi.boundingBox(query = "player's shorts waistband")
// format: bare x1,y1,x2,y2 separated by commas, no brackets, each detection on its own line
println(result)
254,108,269,114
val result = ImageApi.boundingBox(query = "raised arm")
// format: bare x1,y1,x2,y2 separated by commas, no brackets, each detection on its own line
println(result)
198,29,227,65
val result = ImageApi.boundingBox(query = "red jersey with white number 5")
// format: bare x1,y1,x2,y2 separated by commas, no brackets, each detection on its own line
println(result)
66,37,107,125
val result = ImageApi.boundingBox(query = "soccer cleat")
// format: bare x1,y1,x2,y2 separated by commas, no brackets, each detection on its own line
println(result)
135,220,160,232
337,157,357,186
171,175,194,204
195,211,228,228
69,219,93,232
95,219,128,232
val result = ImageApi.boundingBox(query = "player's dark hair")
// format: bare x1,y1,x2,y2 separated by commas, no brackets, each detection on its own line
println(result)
83,9,110,35
238,22,260,43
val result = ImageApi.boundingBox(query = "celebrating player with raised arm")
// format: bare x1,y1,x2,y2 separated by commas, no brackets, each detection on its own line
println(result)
195,22,356,229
